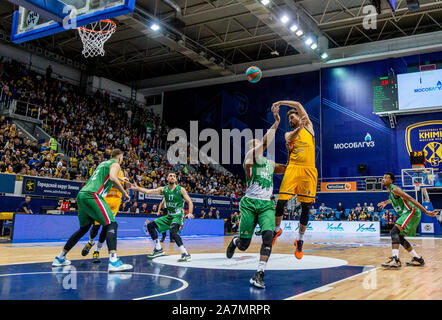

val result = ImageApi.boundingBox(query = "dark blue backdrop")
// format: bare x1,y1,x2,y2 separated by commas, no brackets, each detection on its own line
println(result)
164,51,442,188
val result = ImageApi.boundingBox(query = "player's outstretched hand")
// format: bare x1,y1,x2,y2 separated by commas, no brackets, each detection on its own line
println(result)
271,105,280,123
426,210,439,217
130,182,139,190
377,201,387,209
187,213,194,219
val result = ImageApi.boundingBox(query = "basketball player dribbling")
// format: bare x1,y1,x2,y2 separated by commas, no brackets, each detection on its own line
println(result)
271,100,318,260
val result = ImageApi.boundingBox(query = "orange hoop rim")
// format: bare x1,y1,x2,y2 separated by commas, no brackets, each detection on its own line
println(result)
78,19,117,34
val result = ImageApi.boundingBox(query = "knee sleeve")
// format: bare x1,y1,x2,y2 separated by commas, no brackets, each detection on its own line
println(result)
260,230,273,257
106,222,118,252
237,238,251,251
147,221,158,240
390,225,401,244
399,235,411,250
169,223,183,247
98,225,108,243
276,200,287,217
64,225,91,252
300,202,311,226
89,224,100,240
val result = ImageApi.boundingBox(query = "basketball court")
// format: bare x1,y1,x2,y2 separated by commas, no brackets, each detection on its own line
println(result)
1,0,442,305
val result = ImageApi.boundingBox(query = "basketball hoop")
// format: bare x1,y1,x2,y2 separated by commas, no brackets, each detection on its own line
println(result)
77,19,116,58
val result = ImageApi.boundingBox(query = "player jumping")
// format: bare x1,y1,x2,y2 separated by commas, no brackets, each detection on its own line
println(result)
52,149,133,272
378,172,439,268
226,104,286,289
131,172,194,262
271,100,317,260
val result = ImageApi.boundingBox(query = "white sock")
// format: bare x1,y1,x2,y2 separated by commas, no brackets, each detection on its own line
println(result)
410,249,420,259
89,239,95,245
178,245,188,255
257,261,267,272
109,252,118,262
298,231,305,241
154,239,162,250
233,237,239,246
274,226,281,233
96,242,104,252
58,251,66,259
392,249,399,258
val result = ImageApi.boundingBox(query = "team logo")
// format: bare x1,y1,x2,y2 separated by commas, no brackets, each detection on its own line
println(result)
405,121,442,170
24,179,35,193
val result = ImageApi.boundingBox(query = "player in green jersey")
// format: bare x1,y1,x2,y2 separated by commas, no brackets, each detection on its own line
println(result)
132,172,194,262
378,172,439,268
226,104,286,289
52,149,133,272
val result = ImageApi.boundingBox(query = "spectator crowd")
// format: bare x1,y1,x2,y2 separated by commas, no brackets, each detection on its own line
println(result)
0,57,247,201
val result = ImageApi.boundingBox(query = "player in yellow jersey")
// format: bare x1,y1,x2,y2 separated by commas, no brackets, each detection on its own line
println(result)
271,100,318,260
81,169,130,262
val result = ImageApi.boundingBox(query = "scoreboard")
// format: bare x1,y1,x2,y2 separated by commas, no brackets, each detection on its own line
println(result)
372,75,399,113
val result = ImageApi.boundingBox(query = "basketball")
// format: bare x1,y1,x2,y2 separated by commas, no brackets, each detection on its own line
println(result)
246,66,262,83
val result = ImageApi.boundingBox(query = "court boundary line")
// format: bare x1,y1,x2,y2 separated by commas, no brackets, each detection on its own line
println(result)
0,271,189,300
283,266,381,300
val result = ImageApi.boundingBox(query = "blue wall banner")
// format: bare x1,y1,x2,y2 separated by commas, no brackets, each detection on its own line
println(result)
12,214,225,242
0,173,16,194
206,195,232,208
21,176,83,198
137,192,206,207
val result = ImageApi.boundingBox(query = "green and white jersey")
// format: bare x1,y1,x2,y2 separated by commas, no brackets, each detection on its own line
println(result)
243,157,274,201
388,184,418,216
163,184,184,215
81,159,116,197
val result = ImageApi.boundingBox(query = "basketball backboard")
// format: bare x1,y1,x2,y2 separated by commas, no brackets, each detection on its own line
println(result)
401,167,435,189
10,0,135,44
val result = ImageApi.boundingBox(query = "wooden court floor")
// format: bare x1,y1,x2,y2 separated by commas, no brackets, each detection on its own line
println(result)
0,234,441,300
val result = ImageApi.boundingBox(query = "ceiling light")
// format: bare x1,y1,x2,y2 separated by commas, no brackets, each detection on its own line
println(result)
260,0,270,5
150,23,160,31
311,43,317,50
290,24,298,32
305,38,313,45
296,30,303,36
321,52,328,59
280,15,289,24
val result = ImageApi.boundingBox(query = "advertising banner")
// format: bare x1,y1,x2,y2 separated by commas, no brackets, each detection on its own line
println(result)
206,195,232,208
278,221,380,235
21,176,83,198
320,181,357,192
0,173,16,194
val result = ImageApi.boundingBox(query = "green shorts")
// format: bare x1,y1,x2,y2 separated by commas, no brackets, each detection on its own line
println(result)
76,191,116,228
239,196,275,239
396,207,421,237
154,213,185,234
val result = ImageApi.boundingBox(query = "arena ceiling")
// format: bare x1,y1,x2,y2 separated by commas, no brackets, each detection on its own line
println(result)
1,0,442,87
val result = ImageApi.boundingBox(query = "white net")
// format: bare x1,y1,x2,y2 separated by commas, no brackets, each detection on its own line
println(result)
77,19,116,58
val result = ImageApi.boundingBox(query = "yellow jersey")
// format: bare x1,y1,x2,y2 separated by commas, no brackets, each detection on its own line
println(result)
288,127,315,167
106,169,125,199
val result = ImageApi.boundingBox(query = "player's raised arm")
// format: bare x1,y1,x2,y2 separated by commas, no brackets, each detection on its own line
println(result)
392,187,439,217
109,162,130,199
132,183,164,196
269,160,286,175
275,100,312,126
181,187,194,218
244,105,280,168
